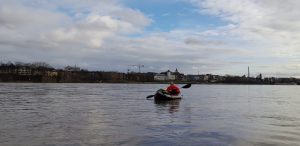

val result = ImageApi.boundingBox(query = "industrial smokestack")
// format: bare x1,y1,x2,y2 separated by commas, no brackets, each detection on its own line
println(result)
248,66,250,78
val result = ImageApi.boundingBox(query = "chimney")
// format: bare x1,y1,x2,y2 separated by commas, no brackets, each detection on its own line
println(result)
248,66,250,78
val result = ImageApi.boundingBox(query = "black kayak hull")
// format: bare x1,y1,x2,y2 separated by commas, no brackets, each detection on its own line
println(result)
154,90,182,100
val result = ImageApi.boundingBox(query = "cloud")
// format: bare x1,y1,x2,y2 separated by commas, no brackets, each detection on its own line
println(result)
0,0,248,74
2,0,300,76
0,0,151,42
0,0,152,67
44,14,145,48
180,0,300,76
189,0,300,49
96,29,252,74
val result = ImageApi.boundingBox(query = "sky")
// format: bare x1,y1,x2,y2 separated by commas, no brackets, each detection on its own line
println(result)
1,0,300,77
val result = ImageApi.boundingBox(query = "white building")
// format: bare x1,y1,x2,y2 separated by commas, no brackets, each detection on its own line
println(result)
154,70,176,81
154,74,166,81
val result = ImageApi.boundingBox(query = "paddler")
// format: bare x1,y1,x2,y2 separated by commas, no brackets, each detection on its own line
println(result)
166,82,180,95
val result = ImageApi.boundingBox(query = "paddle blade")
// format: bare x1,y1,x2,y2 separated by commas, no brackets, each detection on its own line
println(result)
181,83,191,89
146,95,155,99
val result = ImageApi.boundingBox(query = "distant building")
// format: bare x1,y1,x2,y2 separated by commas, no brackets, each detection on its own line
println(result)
256,73,262,80
173,68,185,81
46,71,58,77
186,75,200,82
0,64,17,74
154,74,167,81
100,72,125,82
186,74,225,83
17,66,32,76
203,74,210,81
154,70,177,81
64,65,80,72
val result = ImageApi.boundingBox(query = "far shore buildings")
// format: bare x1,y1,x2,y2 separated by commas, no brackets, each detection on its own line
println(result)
2,61,300,84
0,64,32,76
64,65,81,72
154,69,184,81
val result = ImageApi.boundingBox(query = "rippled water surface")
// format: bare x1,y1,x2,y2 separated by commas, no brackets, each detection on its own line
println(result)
1,83,300,146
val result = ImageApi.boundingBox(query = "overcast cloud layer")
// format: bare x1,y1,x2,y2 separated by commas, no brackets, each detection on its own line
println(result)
1,0,300,77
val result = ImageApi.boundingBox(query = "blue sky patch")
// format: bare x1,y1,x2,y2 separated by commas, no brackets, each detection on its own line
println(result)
124,0,226,32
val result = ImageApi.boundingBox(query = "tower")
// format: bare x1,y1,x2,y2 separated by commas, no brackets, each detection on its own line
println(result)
248,66,250,78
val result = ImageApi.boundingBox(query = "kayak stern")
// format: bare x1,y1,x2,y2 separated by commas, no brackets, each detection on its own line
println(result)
154,89,182,100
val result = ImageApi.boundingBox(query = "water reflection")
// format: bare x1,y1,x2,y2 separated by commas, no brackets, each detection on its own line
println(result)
154,99,181,113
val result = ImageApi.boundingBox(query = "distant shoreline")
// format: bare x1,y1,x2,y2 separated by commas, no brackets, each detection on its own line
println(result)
0,81,298,85
1,62,299,85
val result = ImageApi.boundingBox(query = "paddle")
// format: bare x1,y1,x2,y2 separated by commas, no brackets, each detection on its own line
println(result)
146,95,155,99
146,83,191,99
181,83,191,89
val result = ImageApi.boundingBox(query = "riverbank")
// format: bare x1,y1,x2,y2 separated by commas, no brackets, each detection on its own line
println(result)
0,81,298,85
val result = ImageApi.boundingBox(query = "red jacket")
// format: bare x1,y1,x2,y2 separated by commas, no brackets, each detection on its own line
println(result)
166,85,180,95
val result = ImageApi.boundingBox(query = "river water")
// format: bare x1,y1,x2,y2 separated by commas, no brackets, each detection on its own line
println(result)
1,83,300,146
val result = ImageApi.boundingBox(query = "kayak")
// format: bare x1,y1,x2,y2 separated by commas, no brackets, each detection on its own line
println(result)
154,89,182,100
